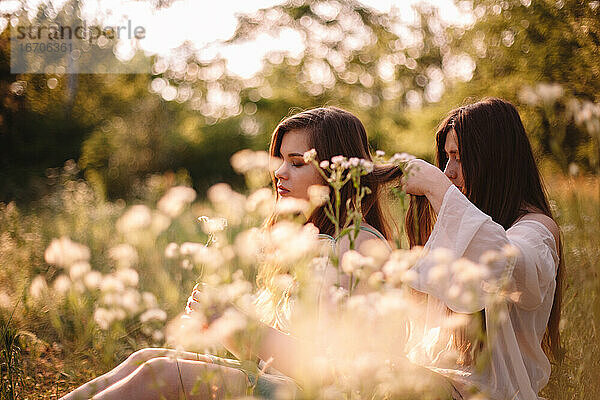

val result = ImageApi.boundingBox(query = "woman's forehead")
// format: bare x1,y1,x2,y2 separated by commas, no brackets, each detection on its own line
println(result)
280,130,310,154
444,129,459,152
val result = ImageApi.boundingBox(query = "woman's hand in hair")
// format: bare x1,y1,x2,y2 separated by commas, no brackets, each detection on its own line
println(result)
401,159,452,214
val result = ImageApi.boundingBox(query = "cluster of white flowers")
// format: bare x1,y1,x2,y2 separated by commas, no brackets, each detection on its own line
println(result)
388,152,416,164
264,221,321,266
167,240,229,272
307,184,330,207
275,197,310,215
44,236,90,269
230,149,272,174
166,276,254,352
382,247,426,286
116,204,153,233
341,250,375,277
157,186,197,218
207,183,247,225
245,187,276,217
198,215,228,234
519,83,564,106
325,155,374,174
35,236,167,341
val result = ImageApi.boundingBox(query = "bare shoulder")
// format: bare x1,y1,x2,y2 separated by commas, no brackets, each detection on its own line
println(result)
518,213,560,246
337,226,387,258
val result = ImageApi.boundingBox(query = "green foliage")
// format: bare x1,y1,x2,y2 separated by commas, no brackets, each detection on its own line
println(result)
450,0,600,171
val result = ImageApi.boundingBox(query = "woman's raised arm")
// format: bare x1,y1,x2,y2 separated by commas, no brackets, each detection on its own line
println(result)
408,184,559,313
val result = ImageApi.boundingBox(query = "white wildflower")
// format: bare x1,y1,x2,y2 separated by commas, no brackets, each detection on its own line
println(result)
164,242,179,258
120,289,141,314
461,291,474,306
151,211,172,234
341,250,374,275
100,275,125,293
451,258,488,284
273,274,295,292
246,188,275,216
108,244,139,269
94,307,114,330
152,330,164,342
140,308,168,324
360,159,374,173
536,82,563,105
568,163,580,177
191,246,224,272
44,236,90,268
157,186,196,218
83,270,102,290
479,250,500,265
116,205,152,233
368,271,385,288
142,292,158,308
330,155,347,169
198,216,228,234
0,291,11,309
234,228,264,264
447,284,461,299
179,242,205,256
375,150,385,157
319,160,330,169
166,313,210,350
230,149,271,174
207,183,246,225
29,275,48,300
502,244,520,259
308,185,330,207
303,148,317,163
432,248,454,264
209,308,247,341
267,222,320,264
389,152,415,163
115,268,139,287
275,197,310,215
400,269,418,285
427,264,448,285
53,274,72,295
69,261,91,281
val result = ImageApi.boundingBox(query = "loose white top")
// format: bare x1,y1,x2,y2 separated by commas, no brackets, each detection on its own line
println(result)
408,185,559,400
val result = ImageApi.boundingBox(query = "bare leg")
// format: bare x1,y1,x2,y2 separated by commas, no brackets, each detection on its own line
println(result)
91,357,248,400
61,348,215,400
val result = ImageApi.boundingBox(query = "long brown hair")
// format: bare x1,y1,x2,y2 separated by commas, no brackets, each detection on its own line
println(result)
406,97,564,362
266,106,401,239
258,106,402,329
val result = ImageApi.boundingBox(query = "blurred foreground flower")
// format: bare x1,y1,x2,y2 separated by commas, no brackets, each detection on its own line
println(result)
157,186,196,218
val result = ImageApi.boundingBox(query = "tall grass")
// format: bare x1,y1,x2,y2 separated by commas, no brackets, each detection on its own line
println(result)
541,175,600,400
0,167,598,398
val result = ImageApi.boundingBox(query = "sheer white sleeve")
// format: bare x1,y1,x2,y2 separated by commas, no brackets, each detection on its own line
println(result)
409,185,558,313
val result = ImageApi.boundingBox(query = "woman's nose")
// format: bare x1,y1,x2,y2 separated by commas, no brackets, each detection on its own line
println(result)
444,159,457,179
274,162,287,180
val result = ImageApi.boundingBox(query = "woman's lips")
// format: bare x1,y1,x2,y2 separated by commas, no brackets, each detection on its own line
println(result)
277,187,290,196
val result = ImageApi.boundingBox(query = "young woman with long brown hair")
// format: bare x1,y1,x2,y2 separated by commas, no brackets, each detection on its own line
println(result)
60,106,402,400
402,97,563,400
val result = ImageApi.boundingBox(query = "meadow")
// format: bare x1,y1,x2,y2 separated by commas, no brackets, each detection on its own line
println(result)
0,157,598,399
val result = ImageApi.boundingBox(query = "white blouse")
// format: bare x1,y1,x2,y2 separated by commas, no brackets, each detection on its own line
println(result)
407,185,559,400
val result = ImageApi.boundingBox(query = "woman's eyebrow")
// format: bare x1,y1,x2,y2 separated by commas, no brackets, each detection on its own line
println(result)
286,152,305,157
